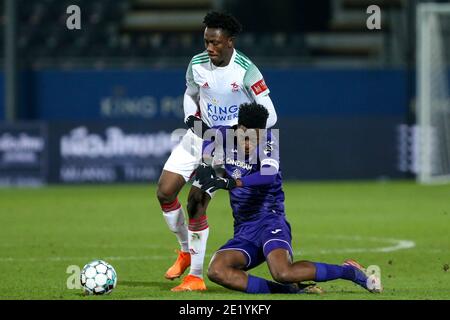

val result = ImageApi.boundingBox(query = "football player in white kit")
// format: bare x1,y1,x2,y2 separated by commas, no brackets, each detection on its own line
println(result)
156,12,278,291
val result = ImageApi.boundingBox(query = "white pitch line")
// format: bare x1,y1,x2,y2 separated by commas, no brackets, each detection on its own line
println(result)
293,235,416,255
0,243,165,249
0,255,171,263
0,235,415,263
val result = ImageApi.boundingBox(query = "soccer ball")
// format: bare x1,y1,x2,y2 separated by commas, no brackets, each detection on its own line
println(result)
80,260,117,295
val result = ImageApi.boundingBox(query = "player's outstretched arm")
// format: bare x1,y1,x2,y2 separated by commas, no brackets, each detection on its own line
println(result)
198,167,278,194
254,94,277,128
195,162,217,184
201,176,238,193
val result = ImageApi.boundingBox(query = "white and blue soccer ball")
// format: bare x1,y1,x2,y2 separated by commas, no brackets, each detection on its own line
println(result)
80,260,117,295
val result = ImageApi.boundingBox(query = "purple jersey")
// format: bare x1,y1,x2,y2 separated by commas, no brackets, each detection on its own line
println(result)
203,126,285,225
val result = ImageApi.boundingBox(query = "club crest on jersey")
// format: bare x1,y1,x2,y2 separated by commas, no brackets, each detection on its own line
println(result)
202,82,210,89
231,82,240,92
231,168,242,179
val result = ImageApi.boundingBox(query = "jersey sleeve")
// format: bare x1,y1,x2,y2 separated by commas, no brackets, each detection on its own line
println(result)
243,63,270,98
259,129,280,175
254,94,277,128
186,59,199,96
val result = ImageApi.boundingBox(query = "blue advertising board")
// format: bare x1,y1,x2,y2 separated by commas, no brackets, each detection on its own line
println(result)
0,68,406,120
33,69,187,120
0,122,48,186
0,67,409,182
0,68,409,121
46,120,181,183
0,116,405,184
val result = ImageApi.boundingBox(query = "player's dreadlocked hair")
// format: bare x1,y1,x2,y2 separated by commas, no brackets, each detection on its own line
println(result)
203,11,243,37
238,102,269,129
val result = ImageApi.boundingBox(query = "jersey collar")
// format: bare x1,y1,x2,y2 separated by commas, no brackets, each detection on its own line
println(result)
210,49,236,70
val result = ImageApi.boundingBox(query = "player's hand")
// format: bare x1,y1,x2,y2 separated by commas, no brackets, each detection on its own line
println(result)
201,176,237,193
195,163,216,184
185,115,210,138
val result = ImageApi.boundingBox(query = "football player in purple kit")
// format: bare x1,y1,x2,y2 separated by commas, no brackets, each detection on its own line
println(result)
194,102,382,294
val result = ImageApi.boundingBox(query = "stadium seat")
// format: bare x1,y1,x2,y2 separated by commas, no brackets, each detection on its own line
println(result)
0,0,407,67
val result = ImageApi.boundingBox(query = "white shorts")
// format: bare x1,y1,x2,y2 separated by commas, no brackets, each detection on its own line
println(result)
163,129,203,182
163,130,223,199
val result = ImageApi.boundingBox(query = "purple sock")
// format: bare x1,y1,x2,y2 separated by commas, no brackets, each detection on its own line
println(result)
313,262,356,282
246,274,298,294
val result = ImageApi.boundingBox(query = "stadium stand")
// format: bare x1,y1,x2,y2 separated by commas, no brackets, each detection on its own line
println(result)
0,0,408,67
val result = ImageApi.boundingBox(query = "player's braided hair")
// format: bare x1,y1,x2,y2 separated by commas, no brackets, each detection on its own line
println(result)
238,102,269,129
203,11,243,37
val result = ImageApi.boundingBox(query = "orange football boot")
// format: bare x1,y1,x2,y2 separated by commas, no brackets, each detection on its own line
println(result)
164,250,191,280
171,274,207,292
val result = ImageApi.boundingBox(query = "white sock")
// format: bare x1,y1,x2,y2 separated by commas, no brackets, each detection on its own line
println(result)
188,227,209,278
162,206,189,253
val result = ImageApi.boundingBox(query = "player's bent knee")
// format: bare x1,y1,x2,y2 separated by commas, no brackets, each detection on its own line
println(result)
156,171,185,204
156,183,178,204
207,264,226,285
270,268,292,284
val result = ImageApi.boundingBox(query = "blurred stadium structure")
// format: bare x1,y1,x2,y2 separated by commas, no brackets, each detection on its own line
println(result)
0,0,415,68
416,2,450,184
0,0,449,185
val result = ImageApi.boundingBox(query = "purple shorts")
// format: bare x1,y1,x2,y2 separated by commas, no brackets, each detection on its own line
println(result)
215,214,293,271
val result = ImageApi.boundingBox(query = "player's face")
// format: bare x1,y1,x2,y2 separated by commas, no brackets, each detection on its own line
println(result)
237,125,259,156
204,27,233,66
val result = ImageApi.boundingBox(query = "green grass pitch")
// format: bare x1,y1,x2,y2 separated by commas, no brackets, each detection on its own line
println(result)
1,181,449,300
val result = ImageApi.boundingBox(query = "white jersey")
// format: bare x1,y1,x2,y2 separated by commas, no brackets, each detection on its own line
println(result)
186,49,271,128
